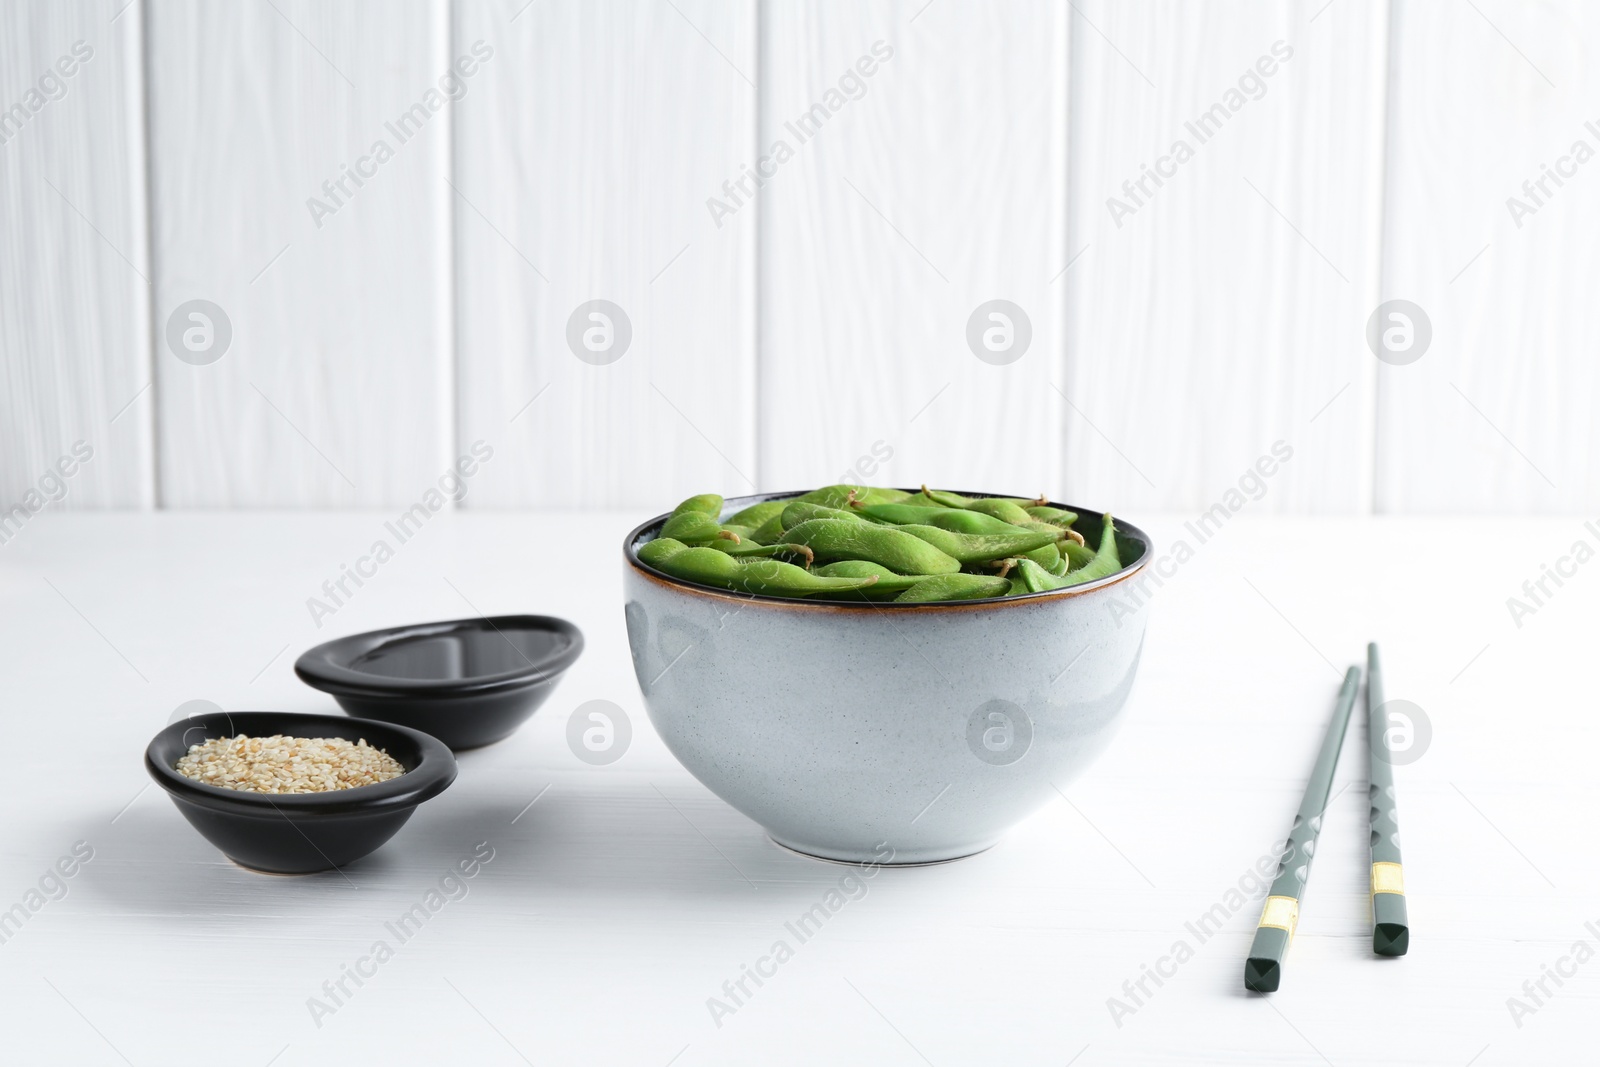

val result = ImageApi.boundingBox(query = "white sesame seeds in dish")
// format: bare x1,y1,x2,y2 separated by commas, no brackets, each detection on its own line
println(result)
174,734,406,794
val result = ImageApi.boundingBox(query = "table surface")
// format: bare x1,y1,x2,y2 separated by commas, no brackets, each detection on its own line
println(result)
0,512,1593,1066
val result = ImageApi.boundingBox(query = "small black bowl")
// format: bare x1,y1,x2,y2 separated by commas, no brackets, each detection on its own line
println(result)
146,711,457,874
293,615,584,751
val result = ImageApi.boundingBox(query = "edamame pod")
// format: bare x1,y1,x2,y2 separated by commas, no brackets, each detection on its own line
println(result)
854,487,913,505
660,511,727,543
749,512,787,545
639,538,878,596
894,523,1059,565
1026,506,1079,528
781,519,962,575
1056,513,1121,586
894,574,1011,602
670,493,724,518
796,485,910,509
711,538,815,566
1061,541,1097,570
917,486,972,508
1014,559,1064,593
1023,542,1062,573
813,559,925,592
724,499,786,529
780,501,866,531
853,503,1020,535
904,487,1041,513
813,560,925,599
1015,513,1122,590
1016,519,1071,540
964,498,1034,525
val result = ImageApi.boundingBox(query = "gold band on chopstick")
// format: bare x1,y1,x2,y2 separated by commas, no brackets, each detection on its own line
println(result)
1370,861,1405,897
1257,895,1300,938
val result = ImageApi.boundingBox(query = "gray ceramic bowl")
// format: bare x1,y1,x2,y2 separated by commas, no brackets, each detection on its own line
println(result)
623,491,1153,864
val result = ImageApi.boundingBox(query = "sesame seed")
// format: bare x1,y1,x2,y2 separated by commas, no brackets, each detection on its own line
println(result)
174,734,405,794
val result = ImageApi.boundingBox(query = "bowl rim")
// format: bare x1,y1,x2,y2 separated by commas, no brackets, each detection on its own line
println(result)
293,614,584,699
622,489,1153,611
145,711,458,817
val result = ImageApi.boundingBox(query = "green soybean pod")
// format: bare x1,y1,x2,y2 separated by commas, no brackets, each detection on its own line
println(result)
795,484,865,508
1014,559,1064,594
894,523,1058,565
854,503,1019,534
964,498,1034,525
894,574,1011,602
1061,541,1097,570
813,560,924,599
1044,513,1123,589
781,519,962,575
854,487,913,506
796,485,913,508
749,511,787,545
639,538,878,597
659,511,726,543
671,493,724,518
711,538,815,565
724,499,786,529
1014,519,1068,539
780,500,866,531
813,559,924,590
1026,505,1079,528
918,486,972,508
1023,542,1061,572
1086,511,1121,558
1006,515,1122,592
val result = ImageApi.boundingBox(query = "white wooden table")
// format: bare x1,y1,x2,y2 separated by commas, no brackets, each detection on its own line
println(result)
0,512,1591,1065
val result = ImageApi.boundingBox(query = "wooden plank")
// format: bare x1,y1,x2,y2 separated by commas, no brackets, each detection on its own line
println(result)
146,0,452,507
759,1,1070,499
454,0,757,509
0,0,152,516
1377,0,1594,513
1062,2,1388,515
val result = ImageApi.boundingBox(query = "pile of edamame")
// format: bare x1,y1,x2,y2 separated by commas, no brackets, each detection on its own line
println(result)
638,485,1124,602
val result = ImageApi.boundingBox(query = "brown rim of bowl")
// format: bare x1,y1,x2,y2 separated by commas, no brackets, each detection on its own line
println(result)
622,489,1153,612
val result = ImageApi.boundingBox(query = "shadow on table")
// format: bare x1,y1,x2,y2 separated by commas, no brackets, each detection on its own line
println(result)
74,777,996,920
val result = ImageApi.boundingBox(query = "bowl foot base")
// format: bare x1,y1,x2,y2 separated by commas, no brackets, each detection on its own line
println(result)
225,856,331,876
767,835,999,867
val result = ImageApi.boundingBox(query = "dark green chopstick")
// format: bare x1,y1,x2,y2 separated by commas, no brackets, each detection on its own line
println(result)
1366,642,1410,956
1244,666,1361,993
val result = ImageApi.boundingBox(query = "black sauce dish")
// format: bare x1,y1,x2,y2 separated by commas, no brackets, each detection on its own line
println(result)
146,711,457,874
294,615,584,751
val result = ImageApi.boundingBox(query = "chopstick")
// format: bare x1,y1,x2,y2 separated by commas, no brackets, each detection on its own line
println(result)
1366,642,1410,956
1244,665,1361,993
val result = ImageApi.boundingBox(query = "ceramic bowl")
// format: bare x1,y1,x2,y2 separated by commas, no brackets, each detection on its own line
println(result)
145,710,457,873
295,615,584,751
622,491,1153,864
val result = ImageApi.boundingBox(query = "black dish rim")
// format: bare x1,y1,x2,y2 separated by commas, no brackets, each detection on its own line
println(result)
145,711,458,817
293,614,585,700
623,488,1153,609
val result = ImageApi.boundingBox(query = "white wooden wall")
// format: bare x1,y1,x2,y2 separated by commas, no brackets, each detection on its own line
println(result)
2,0,1594,514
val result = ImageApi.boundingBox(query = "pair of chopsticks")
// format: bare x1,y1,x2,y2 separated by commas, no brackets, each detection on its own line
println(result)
1243,643,1410,993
